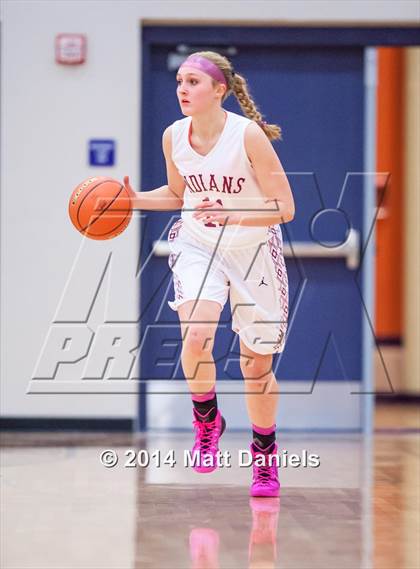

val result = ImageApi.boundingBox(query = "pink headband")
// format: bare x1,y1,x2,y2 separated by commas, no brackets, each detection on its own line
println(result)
178,55,227,87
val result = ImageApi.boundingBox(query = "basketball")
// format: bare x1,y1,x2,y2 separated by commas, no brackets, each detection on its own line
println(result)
68,176,132,240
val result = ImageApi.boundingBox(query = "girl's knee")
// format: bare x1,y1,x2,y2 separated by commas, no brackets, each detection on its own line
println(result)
182,326,215,357
240,353,273,380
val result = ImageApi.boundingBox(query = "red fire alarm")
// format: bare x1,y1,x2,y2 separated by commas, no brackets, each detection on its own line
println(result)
55,34,87,65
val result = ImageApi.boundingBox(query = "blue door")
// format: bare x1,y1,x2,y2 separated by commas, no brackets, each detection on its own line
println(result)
140,28,369,430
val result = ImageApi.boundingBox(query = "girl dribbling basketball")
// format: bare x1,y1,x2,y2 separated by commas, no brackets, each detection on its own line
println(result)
125,51,295,497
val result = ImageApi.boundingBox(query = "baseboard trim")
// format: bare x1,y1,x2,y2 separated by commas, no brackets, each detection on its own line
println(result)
376,393,420,404
0,418,134,432
148,380,363,431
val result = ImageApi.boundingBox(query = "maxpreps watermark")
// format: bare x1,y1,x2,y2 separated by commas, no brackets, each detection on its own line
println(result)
29,173,392,396
100,448,321,469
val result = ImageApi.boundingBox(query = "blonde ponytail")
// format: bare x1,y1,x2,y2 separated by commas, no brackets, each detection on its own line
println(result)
231,72,282,141
187,50,282,142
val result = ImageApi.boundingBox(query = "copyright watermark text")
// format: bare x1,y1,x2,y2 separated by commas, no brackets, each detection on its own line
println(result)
100,448,321,469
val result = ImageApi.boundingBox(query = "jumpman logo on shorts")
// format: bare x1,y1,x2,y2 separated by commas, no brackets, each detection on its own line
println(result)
259,276,268,287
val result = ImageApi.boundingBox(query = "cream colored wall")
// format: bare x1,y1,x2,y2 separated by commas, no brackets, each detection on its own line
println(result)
402,48,420,394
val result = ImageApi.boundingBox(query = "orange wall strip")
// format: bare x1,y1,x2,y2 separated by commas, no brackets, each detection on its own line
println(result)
375,48,404,340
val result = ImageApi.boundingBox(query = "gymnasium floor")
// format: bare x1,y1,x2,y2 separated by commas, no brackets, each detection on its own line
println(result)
1,404,419,569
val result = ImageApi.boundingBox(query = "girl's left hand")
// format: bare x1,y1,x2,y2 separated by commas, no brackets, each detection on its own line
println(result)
193,198,238,226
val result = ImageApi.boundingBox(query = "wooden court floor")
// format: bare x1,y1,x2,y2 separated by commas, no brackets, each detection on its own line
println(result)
1,403,419,569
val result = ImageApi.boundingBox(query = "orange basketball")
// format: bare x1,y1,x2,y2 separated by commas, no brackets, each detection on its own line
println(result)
68,176,132,240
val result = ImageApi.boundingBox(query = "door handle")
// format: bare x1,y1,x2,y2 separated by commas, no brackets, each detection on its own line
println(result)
152,228,360,270
283,228,360,270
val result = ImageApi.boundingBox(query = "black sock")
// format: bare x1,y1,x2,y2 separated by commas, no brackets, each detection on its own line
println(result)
193,394,218,422
252,429,276,450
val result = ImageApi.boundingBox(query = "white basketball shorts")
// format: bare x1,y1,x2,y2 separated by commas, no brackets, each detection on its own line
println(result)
167,218,289,355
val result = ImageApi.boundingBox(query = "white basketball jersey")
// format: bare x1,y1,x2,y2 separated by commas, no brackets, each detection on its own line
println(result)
171,109,271,249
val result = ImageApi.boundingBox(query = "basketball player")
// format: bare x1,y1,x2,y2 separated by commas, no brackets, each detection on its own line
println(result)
125,51,295,497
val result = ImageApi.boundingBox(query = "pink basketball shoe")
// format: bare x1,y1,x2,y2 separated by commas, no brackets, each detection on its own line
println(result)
191,407,226,473
249,441,280,497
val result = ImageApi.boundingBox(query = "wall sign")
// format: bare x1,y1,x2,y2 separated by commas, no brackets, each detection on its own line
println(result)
88,140,116,167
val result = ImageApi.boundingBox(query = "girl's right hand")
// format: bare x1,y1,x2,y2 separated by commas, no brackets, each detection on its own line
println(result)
123,175,136,199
